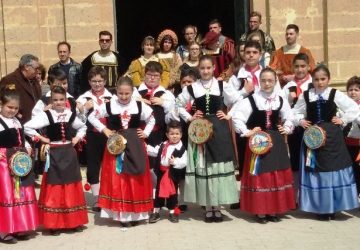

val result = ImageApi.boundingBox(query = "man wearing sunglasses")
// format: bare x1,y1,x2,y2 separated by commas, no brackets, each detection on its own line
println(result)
81,30,127,94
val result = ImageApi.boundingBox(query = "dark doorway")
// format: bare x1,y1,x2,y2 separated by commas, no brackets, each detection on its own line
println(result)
115,0,249,67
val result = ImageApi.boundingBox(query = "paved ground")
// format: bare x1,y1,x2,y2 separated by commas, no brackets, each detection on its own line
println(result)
4,170,360,250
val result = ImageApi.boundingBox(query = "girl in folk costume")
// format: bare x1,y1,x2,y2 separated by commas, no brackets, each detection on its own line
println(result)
166,67,199,212
0,86,38,244
293,65,360,220
88,77,154,226
156,29,183,88
24,86,88,235
147,121,187,223
341,76,360,194
177,55,238,222
126,36,160,87
230,68,296,223
76,66,112,212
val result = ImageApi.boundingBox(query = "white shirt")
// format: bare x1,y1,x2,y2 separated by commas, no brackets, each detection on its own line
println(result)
282,76,312,106
230,90,294,136
292,87,359,126
0,114,30,148
24,109,87,144
32,91,74,118
88,98,155,136
147,140,187,169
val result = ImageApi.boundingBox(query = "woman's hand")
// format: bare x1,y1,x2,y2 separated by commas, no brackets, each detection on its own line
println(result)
137,128,147,139
216,110,230,120
332,116,343,125
244,127,262,137
189,110,203,122
103,128,115,138
300,119,312,129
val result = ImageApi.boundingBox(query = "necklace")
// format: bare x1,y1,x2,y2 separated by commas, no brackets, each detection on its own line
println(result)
200,79,213,115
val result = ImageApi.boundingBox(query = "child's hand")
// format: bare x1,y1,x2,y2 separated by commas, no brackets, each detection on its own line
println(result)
243,78,255,94
103,128,115,138
332,116,343,125
216,110,230,120
72,136,80,146
40,136,50,144
137,97,151,105
137,128,147,139
189,110,203,122
169,155,176,165
300,119,312,129
43,104,53,111
244,127,261,137
26,147,32,156
84,100,94,111
277,124,288,135
150,97,164,106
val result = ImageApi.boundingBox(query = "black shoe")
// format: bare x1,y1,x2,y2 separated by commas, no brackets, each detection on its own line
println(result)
230,202,240,210
329,213,336,220
266,215,280,222
92,206,101,212
120,222,132,227
204,211,214,223
149,212,160,223
14,233,31,241
317,214,330,221
73,226,84,232
49,229,61,236
213,210,223,223
255,215,268,224
178,205,188,212
169,214,179,223
0,234,17,244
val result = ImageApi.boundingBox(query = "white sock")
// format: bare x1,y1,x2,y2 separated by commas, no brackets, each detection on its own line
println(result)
169,209,174,214
90,183,100,196
154,208,160,213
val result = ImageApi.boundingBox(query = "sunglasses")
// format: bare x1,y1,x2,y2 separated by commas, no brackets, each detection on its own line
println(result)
99,39,111,43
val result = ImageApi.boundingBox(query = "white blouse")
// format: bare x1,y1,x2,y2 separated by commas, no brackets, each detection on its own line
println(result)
24,109,87,144
137,83,175,114
88,97,155,137
230,90,294,136
292,87,359,126
147,140,187,169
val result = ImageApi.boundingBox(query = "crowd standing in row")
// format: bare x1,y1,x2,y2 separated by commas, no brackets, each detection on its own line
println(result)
0,11,359,245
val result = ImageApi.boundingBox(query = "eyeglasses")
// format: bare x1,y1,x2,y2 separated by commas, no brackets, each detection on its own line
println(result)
99,39,111,43
146,73,161,78
90,80,104,84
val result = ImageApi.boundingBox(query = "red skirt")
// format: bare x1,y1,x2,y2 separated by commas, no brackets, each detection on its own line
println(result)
38,173,88,229
98,148,153,213
240,146,296,215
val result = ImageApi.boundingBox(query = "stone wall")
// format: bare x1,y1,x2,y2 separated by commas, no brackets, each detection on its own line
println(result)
0,0,115,77
253,0,360,87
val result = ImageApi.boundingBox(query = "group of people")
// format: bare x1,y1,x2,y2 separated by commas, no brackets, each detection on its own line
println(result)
0,10,360,245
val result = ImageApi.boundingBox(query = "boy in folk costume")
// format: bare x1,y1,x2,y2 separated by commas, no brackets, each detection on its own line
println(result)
342,76,360,194
230,68,296,223
147,121,187,223
76,66,112,212
24,86,88,235
0,86,38,244
88,77,154,227
293,65,360,220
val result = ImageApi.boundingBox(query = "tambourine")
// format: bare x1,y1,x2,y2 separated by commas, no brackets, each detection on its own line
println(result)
40,144,50,162
107,133,127,155
188,118,213,144
248,131,273,155
303,125,326,149
9,151,33,177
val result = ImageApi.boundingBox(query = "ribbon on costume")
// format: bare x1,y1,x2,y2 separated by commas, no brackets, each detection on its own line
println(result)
300,138,316,170
249,153,261,176
193,143,205,169
115,152,125,174
44,146,50,173
158,165,176,198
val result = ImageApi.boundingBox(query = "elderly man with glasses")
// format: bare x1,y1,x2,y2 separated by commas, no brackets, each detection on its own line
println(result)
80,30,127,94
0,54,42,123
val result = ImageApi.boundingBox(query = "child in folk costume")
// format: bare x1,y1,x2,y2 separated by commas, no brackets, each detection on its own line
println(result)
147,121,187,223
137,61,175,192
231,68,296,223
166,67,199,212
76,66,112,212
177,55,238,223
342,76,360,194
24,86,88,235
293,65,360,220
88,77,154,226
0,86,38,244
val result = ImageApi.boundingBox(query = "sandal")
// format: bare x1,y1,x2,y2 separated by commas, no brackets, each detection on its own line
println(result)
0,234,18,244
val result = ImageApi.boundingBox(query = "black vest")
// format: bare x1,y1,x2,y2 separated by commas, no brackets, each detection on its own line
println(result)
44,110,76,141
85,96,112,131
138,88,166,129
0,118,25,148
105,101,142,130
304,88,337,123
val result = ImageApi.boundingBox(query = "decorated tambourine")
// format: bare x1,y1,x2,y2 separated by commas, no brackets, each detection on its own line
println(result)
9,151,33,177
40,144,50,162
188,118,213,144
107,133,127,155
249,131,273,155
303,125,326,149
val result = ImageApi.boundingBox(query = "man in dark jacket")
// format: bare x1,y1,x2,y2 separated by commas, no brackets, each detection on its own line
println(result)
80,30,127,94
48,41,82,99
0,54,41,124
